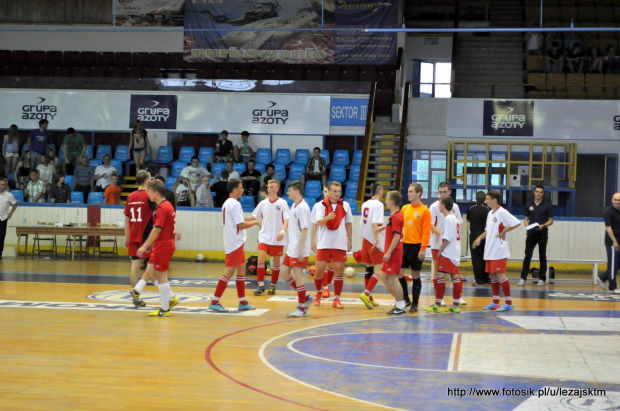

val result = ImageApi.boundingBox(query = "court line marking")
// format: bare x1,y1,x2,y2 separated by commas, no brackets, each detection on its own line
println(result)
450,333,462,372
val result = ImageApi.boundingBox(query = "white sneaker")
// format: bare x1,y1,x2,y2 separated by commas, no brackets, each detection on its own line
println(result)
517,279,526,286
440,299,446,307
612,289,620,294
537,280,546,286
459,298,467,306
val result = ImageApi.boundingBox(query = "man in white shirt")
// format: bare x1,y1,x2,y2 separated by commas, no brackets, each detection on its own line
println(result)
280,180,312,317
473,190,521,312
425,197,463,313
0,177,18,259
247,180,289,295
311,181,353,309
223,160,240,180
179,156,210,193
429,182,466,307
209,178,261,313
359,182,385,309
94,154,116,192
311,185,335,298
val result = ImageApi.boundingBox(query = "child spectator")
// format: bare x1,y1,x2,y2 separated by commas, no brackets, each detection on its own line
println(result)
104,174,122,205
234,130,256,163
174,179,192,207
587,47,603,73
566,43,586,73
604,45,620,74
49,173,71,204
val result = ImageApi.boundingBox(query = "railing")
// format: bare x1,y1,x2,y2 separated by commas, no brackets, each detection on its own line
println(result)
356,82,377,203
394,82,410,194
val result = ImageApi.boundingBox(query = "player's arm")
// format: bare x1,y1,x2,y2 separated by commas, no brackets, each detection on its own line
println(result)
606,226,619,251
277,218,289,241
244,215,258,222
311,222,317,252
138,226,162,255
498,222,520,240
437,238,450,257
419,209,432,261
317,213,334,226
371,222,381,251
383,232,401,261
431,225,441,236
124,215,130,248
298,227,308,252
346,222,352,251
472,231,487,248
238,220,260,230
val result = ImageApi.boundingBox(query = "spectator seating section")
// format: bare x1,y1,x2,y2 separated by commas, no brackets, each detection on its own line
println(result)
274,163,286,180
293,149,310,165
233,162,246,173
88,191,104,205
303,196,317,208
171,161,186,177
114,145,130,162
328,164,347,183
95,145,112,160
110,160,123,175
197,147,213,164
352,150,363,165
11,190,24,203
288,163,304,181
274,149,291,165
63,175,74,188
155,146,173,164
254,162,266,174
349,164,361,182
346,181,358,198
255,148,272,164
178,146,195,163
239,195,255,212
84,145,93,160
332,150,350,166
212,162,226,179
320,149,331,165
304,180,322,198
165,176,176,190
70,191,83,204
89,159,102,167
346,199,358,212
283,196,294,208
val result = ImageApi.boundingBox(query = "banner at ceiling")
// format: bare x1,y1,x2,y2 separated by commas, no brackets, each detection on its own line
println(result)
183,0,398,65
114,0,184,27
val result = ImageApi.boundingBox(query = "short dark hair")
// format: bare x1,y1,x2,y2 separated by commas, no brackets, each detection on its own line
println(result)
438,181,450,190
136,170,150,185
534,184,544,191
241,130,249,137
387,190,401,207
191,156,199,162
288,180,302,193
39,119,48,126
227,178,242,193
66,127,75,134
57,172,65,178
220,170,229,180
266,164,275,171
313,147,321,151
370,182,382,196
221,130,228,136
155,176,165,183
147,179,166,196
410,183,423,195
226,160,233,166
487,190,502,203
247,159,255,164
440,196,454,212
30,169,39,175
476,191,486,205
103,154,111,160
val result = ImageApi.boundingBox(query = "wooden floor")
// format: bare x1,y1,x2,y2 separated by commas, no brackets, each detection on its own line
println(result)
1,258,619,410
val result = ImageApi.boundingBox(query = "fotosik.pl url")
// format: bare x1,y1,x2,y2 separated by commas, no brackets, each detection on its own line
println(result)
447,387,606,398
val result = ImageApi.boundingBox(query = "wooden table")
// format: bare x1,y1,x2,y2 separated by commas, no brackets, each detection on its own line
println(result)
15,225,125,260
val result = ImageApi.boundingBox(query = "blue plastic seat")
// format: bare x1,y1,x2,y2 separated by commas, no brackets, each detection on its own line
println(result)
352,150,363,165
11,189,24,202
71,191,83,204
165,176,176,190
349,164,360,182
89,159,102,167
84,145,93,159
254,162,266,174
274,163,286,180
144,150,152,163
87,191,104,205
178,146,195,163
255,148,271,164
211,163,226,180
114,145,131,162
282,196,294,208
233,162,246,173
303,196,317,208
320,149,331,165
288,163,304,181
332,150,350,166
346,199,358,212
110,159,123,175
155,146,173,164
63,175,74,188
293,149,310,165
329,164,347,183
346,181,358,198
198,147,213,163
95,145,112,161
304,180,322,198
171,161,186,177
239,195,255,212
274,149,291,165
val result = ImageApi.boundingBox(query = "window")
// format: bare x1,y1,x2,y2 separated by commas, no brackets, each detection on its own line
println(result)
411,150,447,199
417,61,452,98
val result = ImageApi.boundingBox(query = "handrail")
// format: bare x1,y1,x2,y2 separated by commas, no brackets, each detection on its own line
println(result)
394,82,410,193
356,82,377,203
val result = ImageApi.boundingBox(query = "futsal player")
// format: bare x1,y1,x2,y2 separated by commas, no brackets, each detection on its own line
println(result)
310,184,335,298
131,180,181,317
247,179,289,296
358,182,385,309
472,190,521,312
312,181,353,309
425,197,463,313
209,178,261,312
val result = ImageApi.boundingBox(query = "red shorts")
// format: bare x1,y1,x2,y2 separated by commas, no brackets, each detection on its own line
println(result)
381,252,402,275
316,248,347,262
485,259,507,274
128,241,150,259
282,254,308,268
150,246,174,272
226,245,246,268
258,243,284,256
362,239,384,265
431,249,439,260
437,255,460,275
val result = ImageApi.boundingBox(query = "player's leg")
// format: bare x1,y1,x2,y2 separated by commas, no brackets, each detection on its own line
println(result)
287,265,310,318
254,248,268,295
446,273,463,313
211,246,245,312
496,271,514,311
538,231,548,285
331,258,345,309
268,253,282,294
235,263,255,310
425,272,445,313
130,260,156,308
149,270,171,316
313,259,328,306
360,263,381,309
384,272,406,315
322,262,334,297
519,234,536,285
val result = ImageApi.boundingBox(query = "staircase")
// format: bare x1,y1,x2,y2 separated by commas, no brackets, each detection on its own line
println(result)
362,122,405,198
121,175,138,205
453,0,525,98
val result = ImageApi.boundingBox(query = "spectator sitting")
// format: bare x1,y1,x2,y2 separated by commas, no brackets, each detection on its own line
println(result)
73,155,94,203
154,175,176,209
260,163,281,188
545,41,565,73
587,47,603,73
566,43,586,73
94,154,116,192
15,150,33,190
524,23,544,58
544,29,562,53
211,129,234,167
257,185,268,203
104,173,121,205
195,175,214,207
28,119,52,166
46,147,62,177
211,169,230,208
234,130,256,163
224,160,240,180
25,169,45,203
179,156,210,193
36,153,54,187
240,158,261,195
563,31,582,55
3,124,20,176
604,45,620,74
49,173,71,204
301,146,327,190
62,127,85,175
173,178,193,207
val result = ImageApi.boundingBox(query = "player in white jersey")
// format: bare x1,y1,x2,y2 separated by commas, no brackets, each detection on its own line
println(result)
358,183,385,309
425,197,463,313
472,190,521,312
310,185,335,298
247,179,290,296
429,182,466,307
311,181,353,309
209,179,261,313
280,180,313,317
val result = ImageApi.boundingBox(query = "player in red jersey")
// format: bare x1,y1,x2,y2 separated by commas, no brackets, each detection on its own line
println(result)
124,170,154,307
130,180,181,317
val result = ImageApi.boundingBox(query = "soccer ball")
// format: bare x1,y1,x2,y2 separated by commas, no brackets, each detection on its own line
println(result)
266,268,271,275
196,253,205,262
308,265,316,276
344,267,356,278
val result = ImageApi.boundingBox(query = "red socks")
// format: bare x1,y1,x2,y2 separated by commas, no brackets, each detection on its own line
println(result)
212,276,229,303
435,278,445,305
500,278,512,305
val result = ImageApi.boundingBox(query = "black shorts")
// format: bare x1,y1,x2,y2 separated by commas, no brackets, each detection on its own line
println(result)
402,243,424,271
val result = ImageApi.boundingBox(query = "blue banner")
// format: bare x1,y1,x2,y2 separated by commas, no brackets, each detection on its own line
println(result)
330,97,369,127
184,0,398,65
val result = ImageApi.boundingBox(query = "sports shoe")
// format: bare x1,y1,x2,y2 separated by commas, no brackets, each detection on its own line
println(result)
313,293,321,306
440,299,447,307
518,279,526,286
537,280,546,286
332,298,344,309
612,289,620,294
596,277,608,292
483,302,500,310
445,306,461,313
168,296,180,310
371,300,379,307
238,302,256,311
267,286,276,295
209,302,229,313
424,304,441,313
404,301,412,308
409,305,418,312
139,300,146,308
129,289,141,308
459,298,467,306
387,307,406,315
359,293,373,309
287,307,307,318
148,308,170,317
322,288,330,298
497,304,514,312
253,287,265,296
